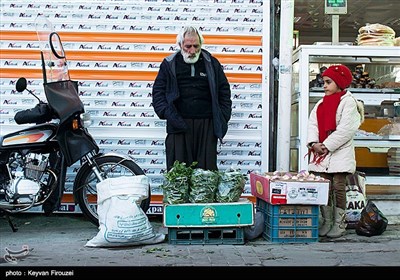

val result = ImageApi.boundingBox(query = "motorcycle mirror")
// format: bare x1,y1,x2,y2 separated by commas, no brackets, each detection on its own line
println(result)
16,77,27,92
16,77,42,103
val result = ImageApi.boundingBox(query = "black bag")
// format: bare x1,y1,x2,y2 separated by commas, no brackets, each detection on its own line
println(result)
355,200,388,237
244,211,265,240
40,43,84,124
43,80,84,123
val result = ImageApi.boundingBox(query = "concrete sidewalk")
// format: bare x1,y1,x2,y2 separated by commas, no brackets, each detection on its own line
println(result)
1,213,399,273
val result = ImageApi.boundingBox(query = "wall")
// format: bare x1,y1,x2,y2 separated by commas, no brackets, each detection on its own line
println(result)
0,0,268,213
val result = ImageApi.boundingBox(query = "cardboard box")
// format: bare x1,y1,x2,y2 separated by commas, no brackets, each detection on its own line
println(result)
250,172,329,205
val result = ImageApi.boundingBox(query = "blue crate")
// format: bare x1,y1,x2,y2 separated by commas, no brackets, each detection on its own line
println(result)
256,198,319,243
263,226,318,243
168,227,245,245
256,198,319,216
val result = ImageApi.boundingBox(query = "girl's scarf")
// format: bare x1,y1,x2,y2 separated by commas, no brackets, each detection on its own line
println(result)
317,91,346,142
308,91,345,165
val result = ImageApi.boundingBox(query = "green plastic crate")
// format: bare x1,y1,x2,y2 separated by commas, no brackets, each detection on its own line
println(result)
164,199,254,228
168,227,245,245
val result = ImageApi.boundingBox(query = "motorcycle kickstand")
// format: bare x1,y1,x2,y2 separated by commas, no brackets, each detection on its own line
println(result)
3,213,18,232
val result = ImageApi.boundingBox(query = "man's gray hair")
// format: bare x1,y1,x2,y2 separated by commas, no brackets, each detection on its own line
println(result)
176,26,204,47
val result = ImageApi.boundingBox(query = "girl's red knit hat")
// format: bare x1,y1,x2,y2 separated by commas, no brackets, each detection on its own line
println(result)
321,64,353,90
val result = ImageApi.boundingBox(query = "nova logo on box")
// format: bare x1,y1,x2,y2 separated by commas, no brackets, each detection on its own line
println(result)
201,207,216,224
256,181,263,195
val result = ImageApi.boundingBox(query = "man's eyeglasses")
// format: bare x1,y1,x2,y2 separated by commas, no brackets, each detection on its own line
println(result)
183,44,200,49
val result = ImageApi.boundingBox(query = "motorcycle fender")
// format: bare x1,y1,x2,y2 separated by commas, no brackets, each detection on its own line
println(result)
72,152,134,204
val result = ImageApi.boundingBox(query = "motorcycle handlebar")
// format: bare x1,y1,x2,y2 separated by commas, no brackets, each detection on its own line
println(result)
15,77,57,124
14,103,55,125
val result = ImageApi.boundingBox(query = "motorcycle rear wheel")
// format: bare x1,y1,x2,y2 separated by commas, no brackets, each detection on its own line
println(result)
74,155,151,226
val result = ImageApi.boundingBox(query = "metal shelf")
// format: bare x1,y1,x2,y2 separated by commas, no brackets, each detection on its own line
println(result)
308,88,400,106
292,89,400,105
291,45,400,187
365,176,400,186
354,138,400,153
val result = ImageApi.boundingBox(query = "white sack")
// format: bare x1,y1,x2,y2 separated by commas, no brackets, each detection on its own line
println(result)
345,172,367,229
85,176,165,247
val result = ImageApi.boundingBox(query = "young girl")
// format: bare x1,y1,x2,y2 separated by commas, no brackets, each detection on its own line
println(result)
307,64,364,238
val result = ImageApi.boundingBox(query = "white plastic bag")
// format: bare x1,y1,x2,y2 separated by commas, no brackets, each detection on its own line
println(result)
85,176,165,247
345,172,367,229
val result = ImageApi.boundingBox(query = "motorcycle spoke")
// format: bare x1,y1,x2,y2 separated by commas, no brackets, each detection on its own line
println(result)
99,160,126,178
84,183,97,195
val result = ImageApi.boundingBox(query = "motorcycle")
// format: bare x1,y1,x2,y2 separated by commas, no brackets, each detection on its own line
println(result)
0,17,150,231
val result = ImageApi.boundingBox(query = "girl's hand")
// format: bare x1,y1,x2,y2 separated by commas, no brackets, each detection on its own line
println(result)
313,143,328,155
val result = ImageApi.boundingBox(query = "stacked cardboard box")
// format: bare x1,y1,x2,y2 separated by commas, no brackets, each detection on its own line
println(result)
249,172,330,205
250,172,330,243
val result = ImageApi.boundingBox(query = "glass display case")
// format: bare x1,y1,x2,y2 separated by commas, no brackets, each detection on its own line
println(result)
290,45,400,189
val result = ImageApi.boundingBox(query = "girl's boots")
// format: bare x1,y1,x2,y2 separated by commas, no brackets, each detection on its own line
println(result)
319,205,333,237
319,206,346,238
326,207,346,238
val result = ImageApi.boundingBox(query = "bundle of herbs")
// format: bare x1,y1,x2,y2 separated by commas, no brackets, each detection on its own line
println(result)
215,167,247,203
161,161,197,204
189,168,219,203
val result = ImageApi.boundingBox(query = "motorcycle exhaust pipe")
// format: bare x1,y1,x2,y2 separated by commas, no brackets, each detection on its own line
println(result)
0,200,37,212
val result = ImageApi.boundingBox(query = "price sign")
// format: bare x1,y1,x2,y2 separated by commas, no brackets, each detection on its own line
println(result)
325,0,347,14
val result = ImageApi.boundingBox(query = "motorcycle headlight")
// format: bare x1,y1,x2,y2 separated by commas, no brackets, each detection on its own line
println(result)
80,112,93,128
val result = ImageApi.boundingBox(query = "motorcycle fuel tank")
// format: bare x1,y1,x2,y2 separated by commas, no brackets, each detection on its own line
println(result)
1,125,56,147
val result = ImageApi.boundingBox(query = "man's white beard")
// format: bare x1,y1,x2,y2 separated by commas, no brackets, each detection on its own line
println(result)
181,50,200,64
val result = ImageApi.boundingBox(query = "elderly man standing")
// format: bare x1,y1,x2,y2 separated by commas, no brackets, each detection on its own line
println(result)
152,26,232,171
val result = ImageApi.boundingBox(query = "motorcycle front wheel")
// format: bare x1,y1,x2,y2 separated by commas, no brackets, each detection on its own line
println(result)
74,155,151,226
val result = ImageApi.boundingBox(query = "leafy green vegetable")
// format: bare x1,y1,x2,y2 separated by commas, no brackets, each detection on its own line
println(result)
189,168,219,203
162,161,197,204
215,167,247,203
164,160,197,182
162,162,247,204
